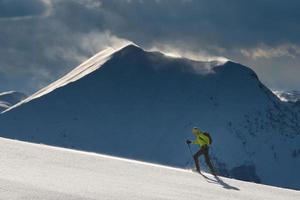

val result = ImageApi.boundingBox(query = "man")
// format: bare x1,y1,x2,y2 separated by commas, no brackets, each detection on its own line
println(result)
186,127,216,175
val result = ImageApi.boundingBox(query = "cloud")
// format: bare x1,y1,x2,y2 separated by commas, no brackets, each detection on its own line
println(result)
1,0,300,93
149,43,228,63
14,0,299,53
0,0,52,20
77,0,102,9
0,29,129,92
241,44,300,59
97,0,300,49
0,0,129,93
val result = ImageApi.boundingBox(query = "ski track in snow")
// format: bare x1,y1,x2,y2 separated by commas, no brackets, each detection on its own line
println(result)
0,137,298,200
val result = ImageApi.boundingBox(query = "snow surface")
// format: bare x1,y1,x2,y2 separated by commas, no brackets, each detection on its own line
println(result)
0,137,299,200
0,45,299,190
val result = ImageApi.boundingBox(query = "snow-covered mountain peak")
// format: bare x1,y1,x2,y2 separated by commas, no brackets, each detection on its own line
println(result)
111,44,241,77
114,43,144,55
0,44,299,190
5,44,230,112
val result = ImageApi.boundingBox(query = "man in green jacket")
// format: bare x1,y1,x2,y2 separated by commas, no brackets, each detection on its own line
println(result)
186,127,216,175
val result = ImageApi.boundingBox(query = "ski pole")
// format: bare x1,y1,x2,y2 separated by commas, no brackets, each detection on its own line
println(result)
185,142,194,168
187,143,193,158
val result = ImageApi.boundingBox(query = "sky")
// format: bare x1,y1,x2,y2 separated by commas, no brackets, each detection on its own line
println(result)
0,0,300,95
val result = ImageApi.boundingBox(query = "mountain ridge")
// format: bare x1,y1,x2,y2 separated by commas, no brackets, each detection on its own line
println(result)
0,44,299,190
4,44,244,113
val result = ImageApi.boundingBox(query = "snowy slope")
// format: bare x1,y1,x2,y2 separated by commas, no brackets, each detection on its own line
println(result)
0,137,299,199
0,45,299,190
0,91,27,112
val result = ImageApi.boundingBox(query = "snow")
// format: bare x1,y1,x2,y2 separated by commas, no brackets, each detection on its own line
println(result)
0,101,10,110
0,44,299,190
0,137,299,199
272,90,300,102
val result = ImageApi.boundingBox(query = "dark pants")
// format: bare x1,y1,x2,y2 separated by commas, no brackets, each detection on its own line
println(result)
193,145,215,174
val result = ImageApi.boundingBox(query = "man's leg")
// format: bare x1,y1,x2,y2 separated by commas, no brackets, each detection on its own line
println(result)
203,146,216,175
193,148,204,173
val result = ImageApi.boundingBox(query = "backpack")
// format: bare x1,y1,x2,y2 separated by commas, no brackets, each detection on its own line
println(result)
203,132,212,145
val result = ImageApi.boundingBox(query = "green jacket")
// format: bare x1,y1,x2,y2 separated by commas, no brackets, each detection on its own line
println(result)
192,130,210,146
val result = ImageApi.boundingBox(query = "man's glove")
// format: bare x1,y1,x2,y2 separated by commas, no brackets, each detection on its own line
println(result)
186,140,192,144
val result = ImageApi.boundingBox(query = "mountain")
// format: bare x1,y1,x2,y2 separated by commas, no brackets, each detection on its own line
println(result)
0,44,299,190
0,91,27,112
1,137,299,199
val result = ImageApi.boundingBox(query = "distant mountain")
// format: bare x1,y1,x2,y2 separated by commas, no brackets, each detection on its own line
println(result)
0,44,299,190
273,90,300,102
0,91,27,112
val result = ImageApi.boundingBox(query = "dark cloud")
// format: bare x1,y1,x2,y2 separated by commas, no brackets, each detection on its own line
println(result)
96,0,300,49
0,0,49,19
0,0,127,93
0,0,300,93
